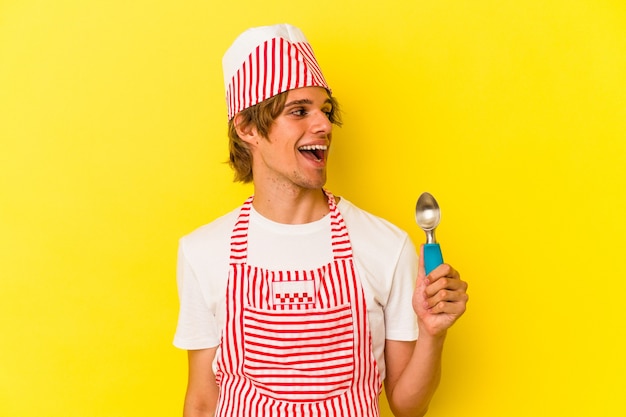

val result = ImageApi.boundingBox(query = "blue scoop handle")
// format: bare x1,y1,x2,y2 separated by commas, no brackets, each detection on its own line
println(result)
424,243,443,275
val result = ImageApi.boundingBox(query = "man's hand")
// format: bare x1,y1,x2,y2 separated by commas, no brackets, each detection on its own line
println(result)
413,245,469,338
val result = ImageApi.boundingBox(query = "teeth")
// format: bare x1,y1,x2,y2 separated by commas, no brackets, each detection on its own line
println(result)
298,145,328,151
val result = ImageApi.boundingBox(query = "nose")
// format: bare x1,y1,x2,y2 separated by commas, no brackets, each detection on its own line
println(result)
311,109,333,135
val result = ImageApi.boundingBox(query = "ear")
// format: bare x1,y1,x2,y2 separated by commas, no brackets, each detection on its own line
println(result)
234,114,259,146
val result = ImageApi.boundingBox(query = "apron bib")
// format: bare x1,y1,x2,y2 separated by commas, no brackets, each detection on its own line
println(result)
215,191,381,416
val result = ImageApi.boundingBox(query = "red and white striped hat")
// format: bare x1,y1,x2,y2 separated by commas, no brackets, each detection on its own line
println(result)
222,24,330,120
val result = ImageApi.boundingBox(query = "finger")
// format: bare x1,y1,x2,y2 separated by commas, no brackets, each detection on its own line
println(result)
414,244,427,298
428,297,468,315
446,265,460,280
426,263,460,281
418,244,426,279
424,281,469,308
424,275,467,298
425,287,469,308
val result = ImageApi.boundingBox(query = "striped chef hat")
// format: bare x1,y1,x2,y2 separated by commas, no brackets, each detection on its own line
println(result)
222,24,330,120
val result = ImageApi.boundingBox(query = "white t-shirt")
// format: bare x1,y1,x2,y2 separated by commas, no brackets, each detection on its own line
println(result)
174,197,419,380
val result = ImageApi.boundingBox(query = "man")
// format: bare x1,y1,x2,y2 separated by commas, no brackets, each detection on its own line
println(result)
174,23,468,417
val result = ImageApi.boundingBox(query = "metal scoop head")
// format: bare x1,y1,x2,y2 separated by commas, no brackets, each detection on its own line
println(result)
415,192,441,244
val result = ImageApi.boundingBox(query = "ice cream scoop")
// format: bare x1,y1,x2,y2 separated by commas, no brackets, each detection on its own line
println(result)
415,192,444,275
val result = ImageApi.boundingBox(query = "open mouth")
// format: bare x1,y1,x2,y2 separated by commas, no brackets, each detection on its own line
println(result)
298,144,327,162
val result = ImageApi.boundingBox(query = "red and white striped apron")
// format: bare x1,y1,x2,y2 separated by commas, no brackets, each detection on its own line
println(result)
215,191,381,416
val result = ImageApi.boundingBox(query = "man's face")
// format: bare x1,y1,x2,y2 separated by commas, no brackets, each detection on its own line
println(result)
252,86,334,191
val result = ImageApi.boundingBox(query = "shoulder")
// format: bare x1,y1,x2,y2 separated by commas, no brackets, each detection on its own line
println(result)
179,206,241,265
337,197,411,245
337,197,416,271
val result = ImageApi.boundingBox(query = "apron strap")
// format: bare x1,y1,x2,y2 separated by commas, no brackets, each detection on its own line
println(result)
229,196,254,263
325,190,354,260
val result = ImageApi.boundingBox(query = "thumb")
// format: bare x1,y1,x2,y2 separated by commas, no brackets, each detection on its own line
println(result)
413,244,428,315
417,243,426,282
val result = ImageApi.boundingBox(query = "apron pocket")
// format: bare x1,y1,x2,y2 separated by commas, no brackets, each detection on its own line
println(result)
242,303,355,403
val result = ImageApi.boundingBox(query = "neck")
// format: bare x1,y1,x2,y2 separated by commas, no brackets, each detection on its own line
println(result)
252,186,329,224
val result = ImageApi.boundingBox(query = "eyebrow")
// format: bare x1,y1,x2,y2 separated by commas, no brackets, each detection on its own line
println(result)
284,98,333,108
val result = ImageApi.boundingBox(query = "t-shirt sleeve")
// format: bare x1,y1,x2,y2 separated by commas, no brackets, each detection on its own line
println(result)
384,236,419,341
173,239,220,350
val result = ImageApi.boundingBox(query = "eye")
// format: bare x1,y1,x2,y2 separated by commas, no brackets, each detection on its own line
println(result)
289,107,307,117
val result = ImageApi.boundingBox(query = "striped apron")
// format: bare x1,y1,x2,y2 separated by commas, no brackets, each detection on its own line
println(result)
215,191,381,416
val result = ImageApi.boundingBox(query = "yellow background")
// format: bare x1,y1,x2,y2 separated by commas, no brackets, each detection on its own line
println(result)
1,0,625,415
